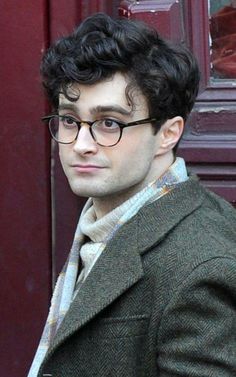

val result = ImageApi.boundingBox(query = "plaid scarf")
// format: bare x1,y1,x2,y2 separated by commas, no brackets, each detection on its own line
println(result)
28,157,188,377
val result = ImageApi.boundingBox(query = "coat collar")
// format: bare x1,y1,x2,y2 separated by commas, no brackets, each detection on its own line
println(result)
43,175,204,363
137,175,204,254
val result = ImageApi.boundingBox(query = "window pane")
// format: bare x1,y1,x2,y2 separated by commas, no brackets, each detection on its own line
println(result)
209,0,236,79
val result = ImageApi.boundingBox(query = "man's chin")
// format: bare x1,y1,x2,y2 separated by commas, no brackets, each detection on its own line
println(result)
69,185,104,198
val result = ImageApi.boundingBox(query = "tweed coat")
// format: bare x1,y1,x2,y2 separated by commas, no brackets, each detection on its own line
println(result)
39,176,236,377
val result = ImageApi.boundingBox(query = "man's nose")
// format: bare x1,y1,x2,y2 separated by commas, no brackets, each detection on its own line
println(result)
73,124,98,155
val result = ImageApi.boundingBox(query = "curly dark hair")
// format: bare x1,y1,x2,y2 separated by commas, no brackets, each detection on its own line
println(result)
41,12,200,137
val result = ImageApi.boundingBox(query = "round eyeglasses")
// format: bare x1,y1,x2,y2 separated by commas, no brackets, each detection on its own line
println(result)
42,114,157,147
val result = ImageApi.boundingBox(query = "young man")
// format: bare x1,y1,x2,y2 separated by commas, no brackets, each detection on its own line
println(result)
29,13,236,377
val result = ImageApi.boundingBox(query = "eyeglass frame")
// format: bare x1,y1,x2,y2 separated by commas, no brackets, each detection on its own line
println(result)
42,114,158,147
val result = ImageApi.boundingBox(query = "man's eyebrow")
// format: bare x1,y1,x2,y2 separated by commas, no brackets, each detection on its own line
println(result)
90,105,132,116
58,103,78,113
58,103,133,116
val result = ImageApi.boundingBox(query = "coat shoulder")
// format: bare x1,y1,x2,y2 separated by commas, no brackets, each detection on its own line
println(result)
139,178,236,304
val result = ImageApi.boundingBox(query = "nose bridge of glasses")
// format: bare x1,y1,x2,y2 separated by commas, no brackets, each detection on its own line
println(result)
79,120,93,128
75,120,97,144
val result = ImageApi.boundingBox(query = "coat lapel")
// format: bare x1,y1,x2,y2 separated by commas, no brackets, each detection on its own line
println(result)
45,214,144,359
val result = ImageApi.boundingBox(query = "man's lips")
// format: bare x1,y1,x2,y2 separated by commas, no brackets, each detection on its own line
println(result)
71,164,105,173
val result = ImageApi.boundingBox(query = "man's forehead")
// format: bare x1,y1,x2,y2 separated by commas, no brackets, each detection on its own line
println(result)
58,78,148,115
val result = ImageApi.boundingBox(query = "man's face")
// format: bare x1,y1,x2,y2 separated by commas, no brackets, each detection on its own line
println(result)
58,72,165,209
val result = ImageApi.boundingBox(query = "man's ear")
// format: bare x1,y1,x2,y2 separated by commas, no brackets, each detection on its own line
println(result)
156,116,184,155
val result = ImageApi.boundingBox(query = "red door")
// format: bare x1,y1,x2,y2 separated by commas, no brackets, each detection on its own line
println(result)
1,1,51,376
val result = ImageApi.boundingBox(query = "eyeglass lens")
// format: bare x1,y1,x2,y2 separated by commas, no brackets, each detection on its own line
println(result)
49,116,121,147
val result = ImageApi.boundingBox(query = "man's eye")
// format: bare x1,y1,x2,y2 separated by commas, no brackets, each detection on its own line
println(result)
100,119,120,130
61,116,77,127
